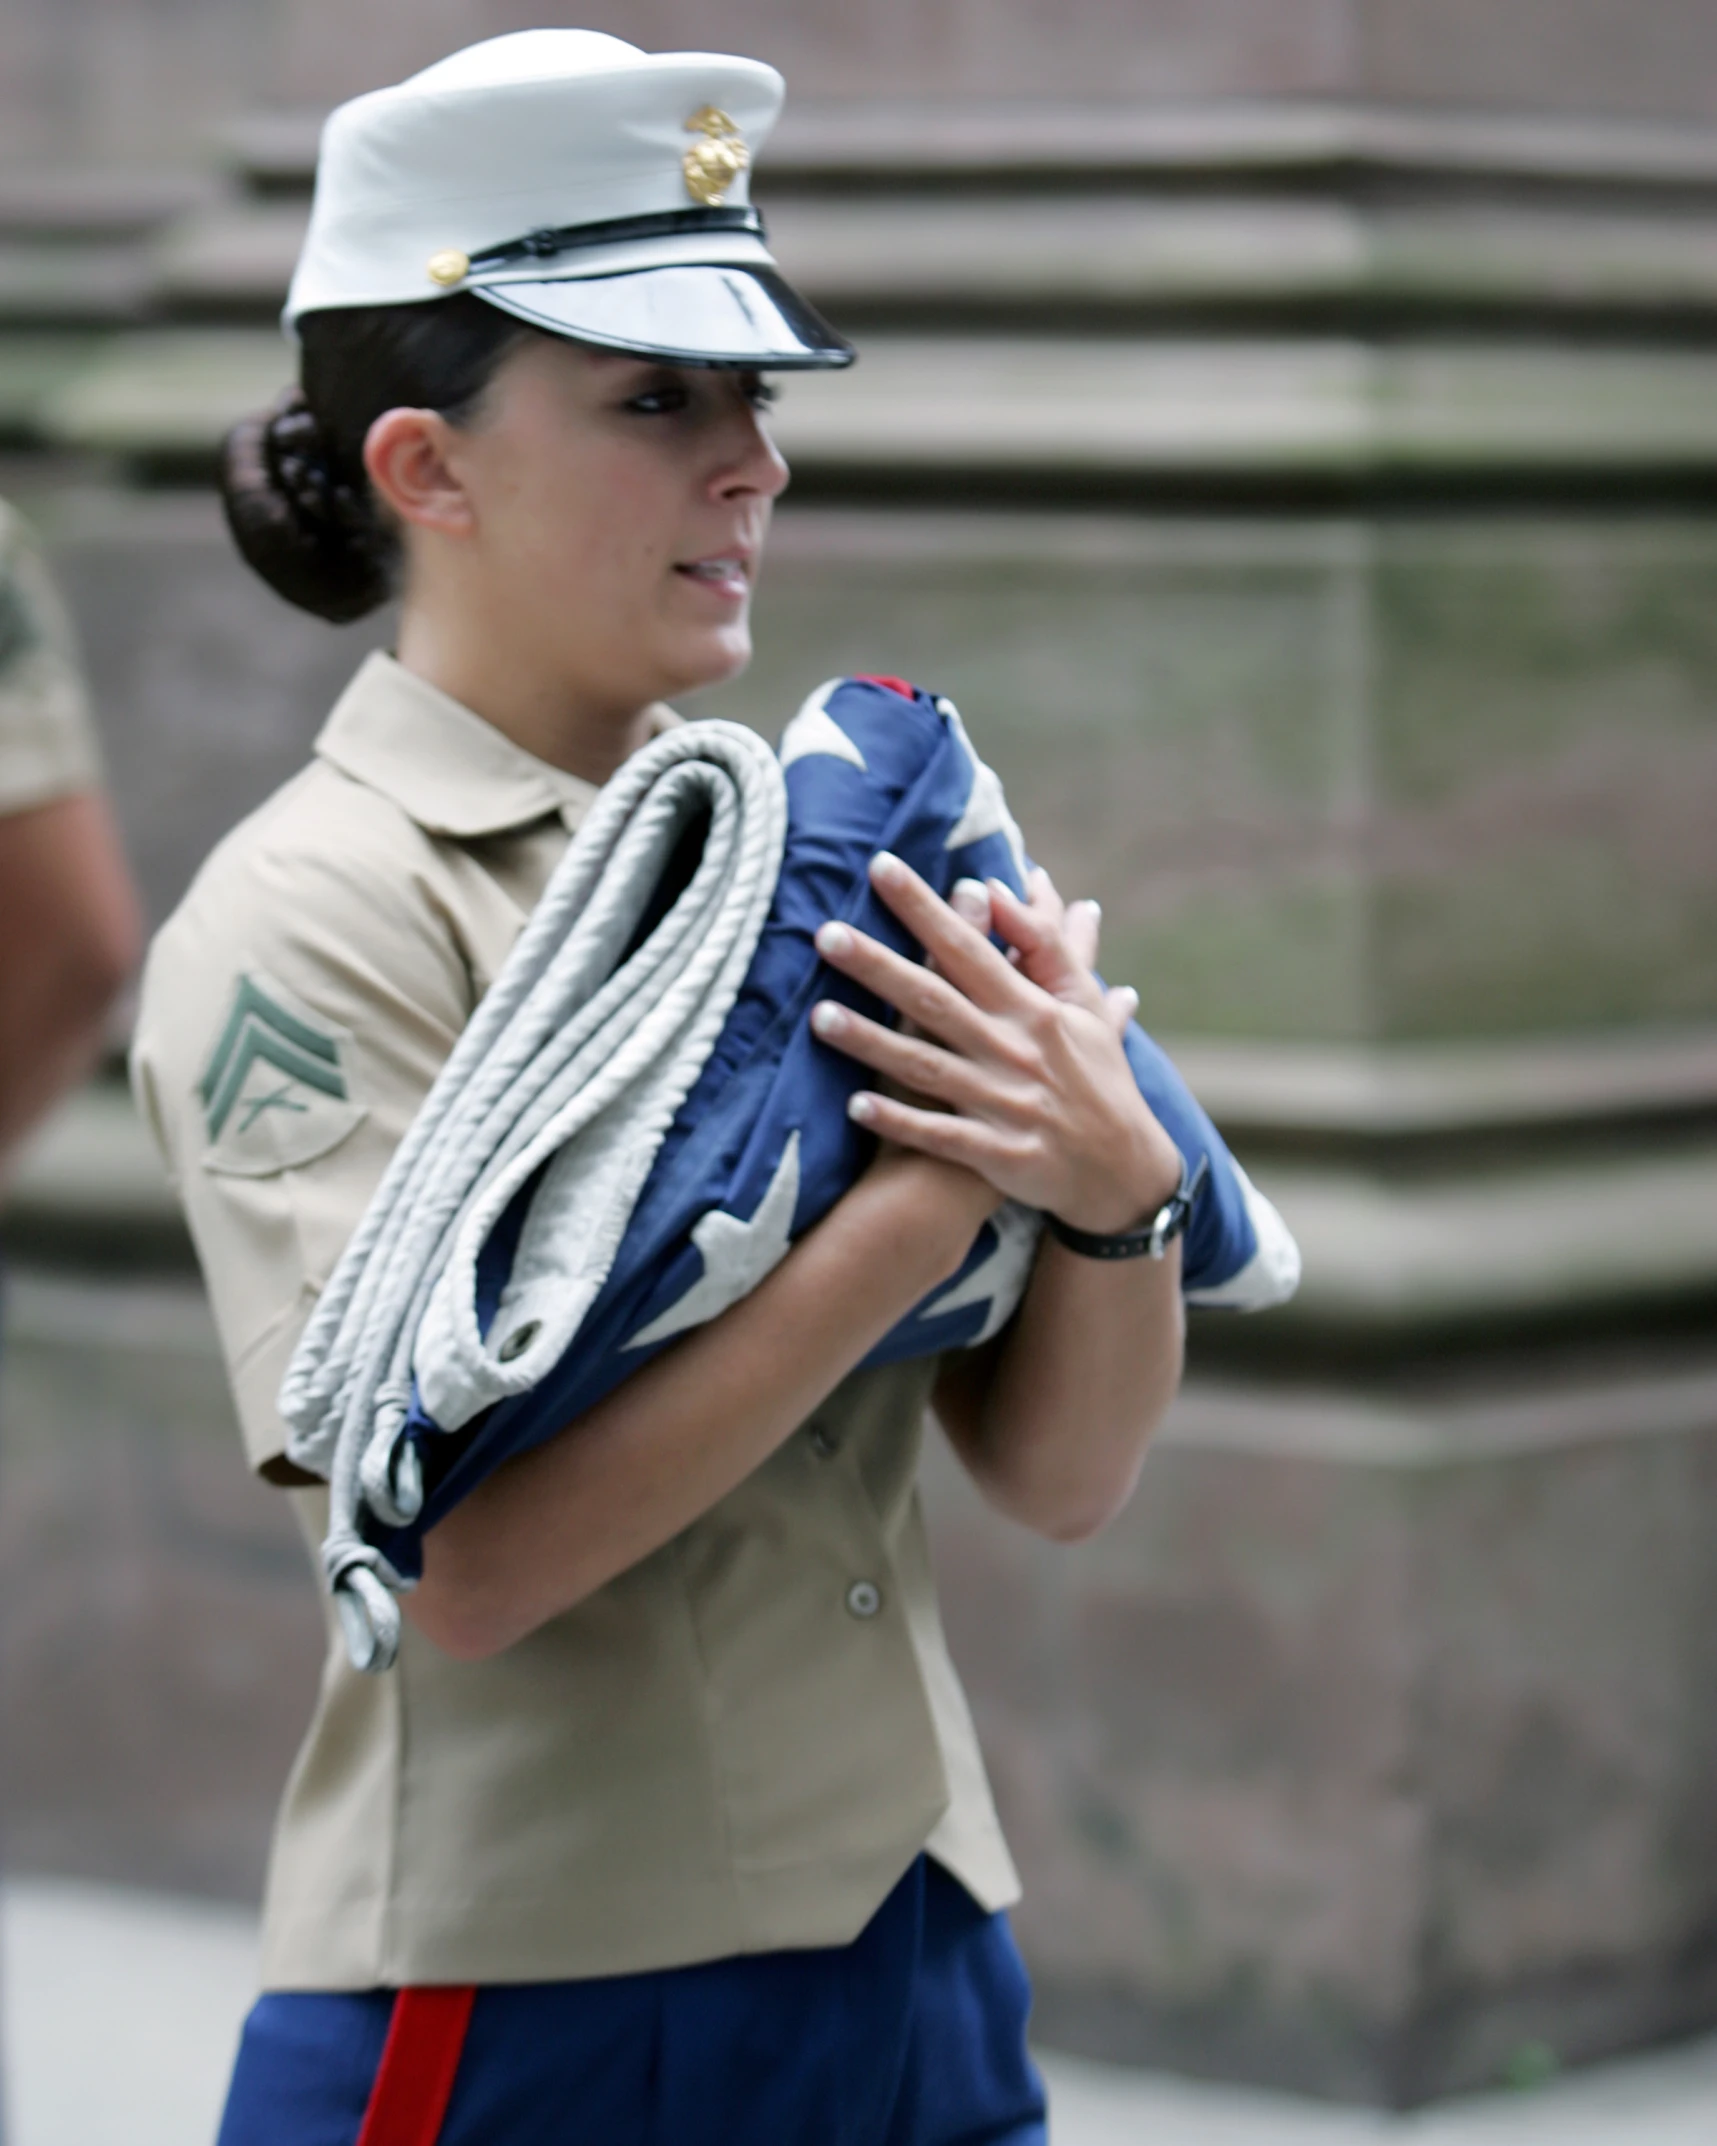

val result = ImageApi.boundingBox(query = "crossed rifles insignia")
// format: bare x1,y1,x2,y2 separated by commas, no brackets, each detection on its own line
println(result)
199,971,365,1176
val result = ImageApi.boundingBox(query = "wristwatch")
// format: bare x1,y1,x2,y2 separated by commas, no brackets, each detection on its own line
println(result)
1046,1152,1210,1262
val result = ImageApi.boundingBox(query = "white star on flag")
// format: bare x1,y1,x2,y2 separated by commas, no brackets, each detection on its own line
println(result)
779,681,869,772
937,698,1027,876
624,1131,803,1348
916,1200,1043,1342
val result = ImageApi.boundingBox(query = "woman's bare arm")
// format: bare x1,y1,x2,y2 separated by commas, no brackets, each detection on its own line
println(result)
931,1236,1184,1542
810,856,1187,1542
408,1147,999,1660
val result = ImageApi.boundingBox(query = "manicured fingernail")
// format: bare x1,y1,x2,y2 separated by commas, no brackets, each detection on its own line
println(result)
811,1001,844,1038
816,922,853,957
950,877,988,919
1081,899,1103,923
1113,986,1139,1019
870,851,907,884
848,1091,878,1124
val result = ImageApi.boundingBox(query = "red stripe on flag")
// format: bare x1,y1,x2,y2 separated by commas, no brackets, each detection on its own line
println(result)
356,1986,477,2146
853,674,918,701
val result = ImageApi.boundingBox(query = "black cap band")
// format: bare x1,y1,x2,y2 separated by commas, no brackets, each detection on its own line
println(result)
468,204,766,276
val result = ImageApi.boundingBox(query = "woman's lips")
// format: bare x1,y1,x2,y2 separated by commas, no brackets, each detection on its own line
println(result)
673,555,751,603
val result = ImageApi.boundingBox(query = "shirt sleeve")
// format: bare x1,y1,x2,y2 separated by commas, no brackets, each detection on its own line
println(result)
130,772,480,1475
0,501,103,817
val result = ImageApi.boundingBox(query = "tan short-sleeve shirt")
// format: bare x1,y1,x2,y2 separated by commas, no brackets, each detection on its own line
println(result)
130,651,1019,1991
0,501,102,814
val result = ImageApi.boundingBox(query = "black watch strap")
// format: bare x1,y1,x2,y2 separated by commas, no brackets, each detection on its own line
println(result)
1047,1153,1210,1262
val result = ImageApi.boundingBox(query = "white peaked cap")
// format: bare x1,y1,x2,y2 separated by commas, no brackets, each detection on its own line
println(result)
285,29,852,368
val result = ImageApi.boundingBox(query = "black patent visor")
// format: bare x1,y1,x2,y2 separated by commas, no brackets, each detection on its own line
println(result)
472,264,855,370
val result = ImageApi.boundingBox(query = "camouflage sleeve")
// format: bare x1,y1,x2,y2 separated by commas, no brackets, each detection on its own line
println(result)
0,499,102,816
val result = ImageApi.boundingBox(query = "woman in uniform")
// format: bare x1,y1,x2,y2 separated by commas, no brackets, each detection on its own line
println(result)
132,29,1188,2145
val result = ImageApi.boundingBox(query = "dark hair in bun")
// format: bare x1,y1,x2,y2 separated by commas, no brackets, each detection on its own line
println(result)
220,295,531,623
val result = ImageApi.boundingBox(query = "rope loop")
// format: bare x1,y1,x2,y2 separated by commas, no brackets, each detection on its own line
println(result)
360,1387,423,1526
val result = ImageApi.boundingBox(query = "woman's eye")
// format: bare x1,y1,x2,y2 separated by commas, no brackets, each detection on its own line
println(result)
626,384,690,415
621,376,777,417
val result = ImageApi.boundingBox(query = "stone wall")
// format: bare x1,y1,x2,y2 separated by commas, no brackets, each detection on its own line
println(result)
3,4,1717,2110
9,0,1717,172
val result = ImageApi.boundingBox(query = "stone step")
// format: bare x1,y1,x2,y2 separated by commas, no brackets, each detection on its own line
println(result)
28,328,1717,482
133,193,1717,323
9,1064,1716,1340
211,99,1717,195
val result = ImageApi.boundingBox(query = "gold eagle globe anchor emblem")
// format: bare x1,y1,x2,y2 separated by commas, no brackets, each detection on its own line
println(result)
682,106,749,207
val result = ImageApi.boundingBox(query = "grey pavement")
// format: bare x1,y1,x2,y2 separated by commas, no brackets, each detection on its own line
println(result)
6,1877,1717,2144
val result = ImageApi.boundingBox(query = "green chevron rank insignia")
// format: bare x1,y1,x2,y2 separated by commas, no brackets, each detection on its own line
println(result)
198,969,367,1177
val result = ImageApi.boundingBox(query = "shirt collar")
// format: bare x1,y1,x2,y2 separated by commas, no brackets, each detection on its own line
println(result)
313,651,679,838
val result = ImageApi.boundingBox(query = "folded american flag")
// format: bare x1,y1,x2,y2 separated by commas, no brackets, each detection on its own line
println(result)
280,677,1298,1670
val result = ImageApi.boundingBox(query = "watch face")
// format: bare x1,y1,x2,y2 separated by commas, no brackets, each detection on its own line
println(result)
1151,1151,1211,1256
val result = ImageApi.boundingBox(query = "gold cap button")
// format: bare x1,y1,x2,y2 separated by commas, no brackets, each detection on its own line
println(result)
426,248,470,288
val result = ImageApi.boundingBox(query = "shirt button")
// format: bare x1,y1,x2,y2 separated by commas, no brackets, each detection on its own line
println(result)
845,1579,883,1620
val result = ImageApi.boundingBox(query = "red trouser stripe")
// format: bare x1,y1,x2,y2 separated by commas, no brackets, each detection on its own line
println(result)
355,1986,477,2146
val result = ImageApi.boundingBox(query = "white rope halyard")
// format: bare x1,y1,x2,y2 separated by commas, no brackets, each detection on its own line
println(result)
278,719,788,1671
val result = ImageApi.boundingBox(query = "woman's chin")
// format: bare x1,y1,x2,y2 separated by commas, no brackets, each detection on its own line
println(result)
660,623,754,698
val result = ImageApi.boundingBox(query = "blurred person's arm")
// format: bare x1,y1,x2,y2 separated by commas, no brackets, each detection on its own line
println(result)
0,787,142,1158
0,501,143,1164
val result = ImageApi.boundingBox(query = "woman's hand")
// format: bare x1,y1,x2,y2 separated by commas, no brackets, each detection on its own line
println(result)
814,850,1187,1543
811,852,1183,1236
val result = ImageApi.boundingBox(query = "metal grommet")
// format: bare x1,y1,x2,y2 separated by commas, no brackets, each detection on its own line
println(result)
498,1320,541,1363
845,1579,882,1620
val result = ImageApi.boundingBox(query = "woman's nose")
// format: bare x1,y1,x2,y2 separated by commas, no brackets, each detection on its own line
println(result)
714,403,790,502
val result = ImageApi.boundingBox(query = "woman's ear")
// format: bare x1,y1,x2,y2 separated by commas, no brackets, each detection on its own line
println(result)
363,407,474,538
